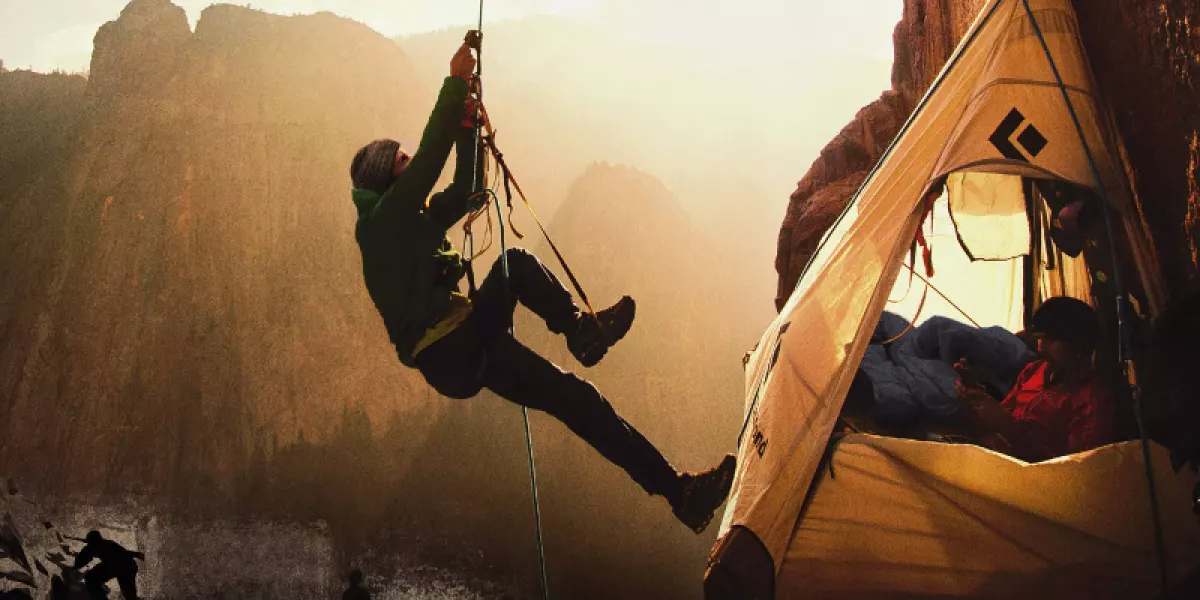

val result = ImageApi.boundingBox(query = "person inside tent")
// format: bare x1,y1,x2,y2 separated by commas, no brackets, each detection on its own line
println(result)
347,33,736,533
954,296,1116,461
848,311,1036,436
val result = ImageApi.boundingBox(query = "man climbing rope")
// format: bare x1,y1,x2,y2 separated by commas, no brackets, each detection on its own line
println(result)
348,34,735,533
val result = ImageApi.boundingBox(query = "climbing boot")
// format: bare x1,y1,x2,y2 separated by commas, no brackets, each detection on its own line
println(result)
671,454,737,534
566,296,636,367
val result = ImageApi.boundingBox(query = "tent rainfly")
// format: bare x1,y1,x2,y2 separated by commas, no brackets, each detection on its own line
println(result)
703,0,1200,598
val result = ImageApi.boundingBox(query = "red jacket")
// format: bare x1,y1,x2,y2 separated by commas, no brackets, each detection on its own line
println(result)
992,360,1116,461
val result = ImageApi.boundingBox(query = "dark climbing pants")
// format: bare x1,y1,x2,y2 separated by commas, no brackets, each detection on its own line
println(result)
85,562,138,599
415,247,680,498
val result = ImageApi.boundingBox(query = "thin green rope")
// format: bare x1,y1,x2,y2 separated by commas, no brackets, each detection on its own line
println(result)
495,188,550,600
467,3,550,595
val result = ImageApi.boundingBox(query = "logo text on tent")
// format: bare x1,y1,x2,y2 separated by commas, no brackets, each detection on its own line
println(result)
989,108,1048,162
750,426,768,458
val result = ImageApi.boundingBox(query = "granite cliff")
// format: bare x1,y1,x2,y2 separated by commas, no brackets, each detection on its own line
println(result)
0,0,430,499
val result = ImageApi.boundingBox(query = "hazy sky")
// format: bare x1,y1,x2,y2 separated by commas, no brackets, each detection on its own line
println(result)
0,0,900,73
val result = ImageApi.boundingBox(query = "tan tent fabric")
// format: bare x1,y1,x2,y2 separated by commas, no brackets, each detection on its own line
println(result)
777,438,1200,599
714,0,1190,596
931,1,1129,210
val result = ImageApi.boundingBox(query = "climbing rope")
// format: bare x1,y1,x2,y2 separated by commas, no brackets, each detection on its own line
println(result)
897,261,983,329
464,13,551,599
880,283,930,345
474,102,598,317
463,194,494,258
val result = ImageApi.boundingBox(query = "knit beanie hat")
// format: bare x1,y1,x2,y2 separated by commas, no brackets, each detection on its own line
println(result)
1031,296,1099,349
351,139,401,194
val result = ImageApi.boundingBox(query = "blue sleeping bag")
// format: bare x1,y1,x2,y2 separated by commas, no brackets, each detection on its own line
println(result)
857,311,1035,426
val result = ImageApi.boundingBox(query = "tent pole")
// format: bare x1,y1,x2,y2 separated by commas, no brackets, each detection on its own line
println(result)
1019,0,1168,591
1023,179,1038,328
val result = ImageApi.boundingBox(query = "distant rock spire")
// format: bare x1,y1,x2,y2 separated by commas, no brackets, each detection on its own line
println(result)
88,0,190,105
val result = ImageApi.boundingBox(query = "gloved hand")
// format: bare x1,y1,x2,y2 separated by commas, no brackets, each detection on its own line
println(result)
462,77,482,128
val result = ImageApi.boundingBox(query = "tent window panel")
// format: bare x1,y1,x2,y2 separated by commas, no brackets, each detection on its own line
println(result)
946,171,1031,260
888,191,1024,332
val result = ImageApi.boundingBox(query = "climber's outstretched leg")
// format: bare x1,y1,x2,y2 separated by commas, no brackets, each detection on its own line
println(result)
416,248,735,532
479,332,736,533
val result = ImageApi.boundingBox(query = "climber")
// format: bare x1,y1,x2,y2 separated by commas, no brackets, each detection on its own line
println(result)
72,530,143,600
954,296,1117,461
347,33,735,533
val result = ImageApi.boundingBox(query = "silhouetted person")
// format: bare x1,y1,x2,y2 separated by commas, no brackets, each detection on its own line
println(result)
342,569,370,600
348,32,735,533
72,531,142,600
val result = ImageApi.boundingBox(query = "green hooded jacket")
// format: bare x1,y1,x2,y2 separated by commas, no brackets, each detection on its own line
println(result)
352,76,485,366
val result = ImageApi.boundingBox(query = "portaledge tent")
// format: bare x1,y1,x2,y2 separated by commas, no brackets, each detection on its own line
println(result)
704,0,1200,597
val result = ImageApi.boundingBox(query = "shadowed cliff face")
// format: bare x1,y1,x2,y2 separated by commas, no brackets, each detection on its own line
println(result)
0,70,87,199
775,0,1200,309
0,0,432,498
1074,0,1200,295
0,1,530,594
890,0,986,112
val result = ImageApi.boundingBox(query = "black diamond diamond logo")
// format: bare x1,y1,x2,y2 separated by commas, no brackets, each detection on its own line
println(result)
1016,124,1047,157
989,108,1049,162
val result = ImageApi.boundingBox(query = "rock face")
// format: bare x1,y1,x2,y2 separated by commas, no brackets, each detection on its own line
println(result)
0,0,430,499
88,0,190,106
1074,0,1200,297
0,70,87,198
775,0,1200,310
774,90,909,308
889,0,985,111
774,0,986,309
